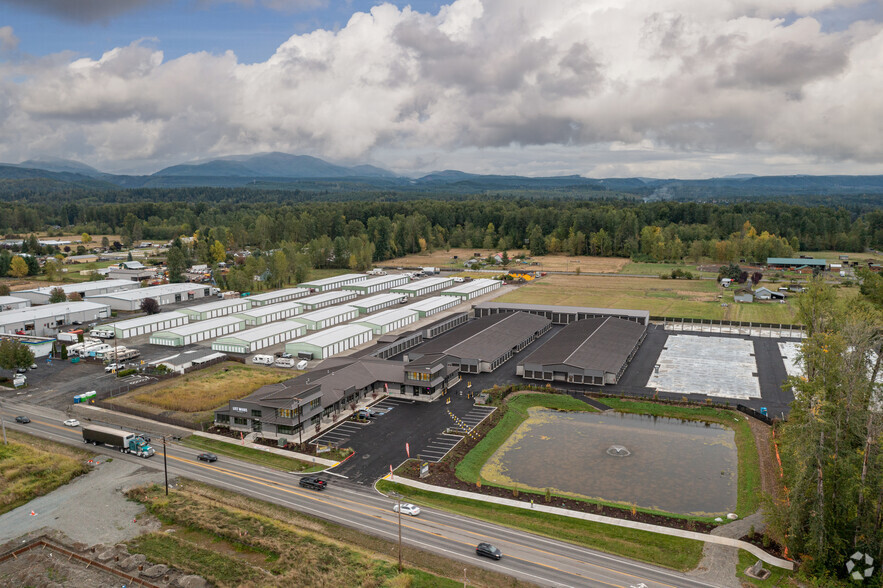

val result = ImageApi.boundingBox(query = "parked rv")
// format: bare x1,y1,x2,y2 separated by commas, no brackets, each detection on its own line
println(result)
251,354,274,366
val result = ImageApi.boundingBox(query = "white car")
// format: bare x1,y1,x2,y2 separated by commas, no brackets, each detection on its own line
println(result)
63,419,80,427
393,503,421,516
105,363,123,373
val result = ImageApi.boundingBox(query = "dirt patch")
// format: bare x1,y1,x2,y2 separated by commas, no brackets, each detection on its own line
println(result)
747,416,783,499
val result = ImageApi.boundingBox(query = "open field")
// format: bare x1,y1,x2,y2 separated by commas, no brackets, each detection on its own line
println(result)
620,261,719,278
798,250,879,262
383,248,629,273
106,362,294,426
0,430,92,516
179,436,325,473
498,273,800,322
127,481,521,588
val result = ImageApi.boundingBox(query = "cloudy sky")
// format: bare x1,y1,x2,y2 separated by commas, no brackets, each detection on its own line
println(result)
1,0,882,177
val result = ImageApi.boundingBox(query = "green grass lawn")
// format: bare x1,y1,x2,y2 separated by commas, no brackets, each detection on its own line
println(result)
377,479,704,571
179,436,326,472
736,550,796,586
620,261,717,278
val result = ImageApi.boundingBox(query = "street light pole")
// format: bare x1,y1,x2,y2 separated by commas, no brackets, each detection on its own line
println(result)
163,436,169,495
391,491,403,571
296,398,303,448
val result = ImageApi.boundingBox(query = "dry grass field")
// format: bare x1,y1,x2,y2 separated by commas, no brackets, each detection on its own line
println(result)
383,248,629,273
498,274,801,322
107,362,295,425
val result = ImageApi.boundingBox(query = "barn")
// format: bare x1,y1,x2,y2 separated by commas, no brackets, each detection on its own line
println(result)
518,317,647,385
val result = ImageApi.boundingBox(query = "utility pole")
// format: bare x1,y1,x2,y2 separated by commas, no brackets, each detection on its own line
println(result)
163,436,169,495
391,491,403,571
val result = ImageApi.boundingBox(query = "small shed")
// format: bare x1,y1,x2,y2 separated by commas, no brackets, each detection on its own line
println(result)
754,287,786,301
734,288,754,303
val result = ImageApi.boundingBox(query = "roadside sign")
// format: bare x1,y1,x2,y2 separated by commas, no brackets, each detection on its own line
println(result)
420,462,429,478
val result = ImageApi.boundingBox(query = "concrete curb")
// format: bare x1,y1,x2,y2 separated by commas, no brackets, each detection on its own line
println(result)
383,475,794,570
192,431,337,467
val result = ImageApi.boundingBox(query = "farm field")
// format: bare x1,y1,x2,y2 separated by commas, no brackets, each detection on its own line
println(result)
619,261,718,278
498,274,800,322
106,362,295,426
383,248,629,273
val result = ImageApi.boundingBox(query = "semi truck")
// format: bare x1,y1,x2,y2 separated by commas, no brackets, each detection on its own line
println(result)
82,425,155,457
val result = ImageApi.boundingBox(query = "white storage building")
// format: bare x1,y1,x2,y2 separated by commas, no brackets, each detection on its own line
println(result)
0,301,111,336
233,301,302,326
349,293,406,315
391,277,454,298
178,298,251,321
109,312,189,339
290,306,358,331
440,279,502,300
15,279,138,305
354,308,419,335
341,274,410,294
149,316,245,347
211,321,306,354
0,296,30,312
299,273,366,292
285,324,373,360
245,288,311,306
296,290,358,310
403,295,462,318
88,283,214,311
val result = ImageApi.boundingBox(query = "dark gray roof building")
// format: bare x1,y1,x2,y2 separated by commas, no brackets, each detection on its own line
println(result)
406,311,552,373
473,301,649,326
518,317,647,385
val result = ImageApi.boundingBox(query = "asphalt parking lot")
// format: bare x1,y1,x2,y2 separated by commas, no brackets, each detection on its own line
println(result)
325,393,496,485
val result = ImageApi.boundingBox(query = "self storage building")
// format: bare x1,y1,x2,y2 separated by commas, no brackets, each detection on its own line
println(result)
0,301,111,336
390,277,454,298
149,316,245,347
341,274,410,294
299,273,366,292
233,301,302,326
518,317,647,385
16,279,139,305
108,312,189,339
284,324,373,360
354,308,419,335
88,283,214,311
296,290,358,310
0,296,29,312
349,293,406,314
405,311,552,374
289,305,358,331
439,278,501,300
403,295,461,318
211,321,306,354
473,302,650,326
177,298,251,321
245,288,310,306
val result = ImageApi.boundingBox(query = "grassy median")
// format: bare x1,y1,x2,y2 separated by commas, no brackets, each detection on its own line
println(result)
0,430,92,516
179,435,326,472
127,481,526,588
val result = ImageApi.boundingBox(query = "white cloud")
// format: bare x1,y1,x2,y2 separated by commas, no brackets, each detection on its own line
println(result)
0,26,19,52
2,0,883,176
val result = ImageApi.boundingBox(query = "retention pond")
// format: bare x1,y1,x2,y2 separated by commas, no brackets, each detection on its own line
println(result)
480,408,737,516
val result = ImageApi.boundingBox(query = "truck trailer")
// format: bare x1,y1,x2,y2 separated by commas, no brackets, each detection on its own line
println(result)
82,425,155,457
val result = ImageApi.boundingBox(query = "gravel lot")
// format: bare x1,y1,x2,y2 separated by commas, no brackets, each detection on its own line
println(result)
0,459,166,546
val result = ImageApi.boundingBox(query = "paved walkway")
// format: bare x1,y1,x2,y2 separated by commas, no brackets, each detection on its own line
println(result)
193,431,337,467
688,511,767,587
383,475,793,570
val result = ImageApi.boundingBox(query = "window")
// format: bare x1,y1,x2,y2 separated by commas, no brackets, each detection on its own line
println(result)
216,414,230,423
233,417,248,426
277,425,294,435
251,410,262,418
310,398,320,410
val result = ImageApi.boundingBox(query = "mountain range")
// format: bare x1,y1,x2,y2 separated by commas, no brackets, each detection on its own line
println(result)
3,151,883,198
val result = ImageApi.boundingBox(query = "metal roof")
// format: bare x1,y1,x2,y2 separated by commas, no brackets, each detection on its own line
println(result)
440,278,501,294
344,274,408,289
767,257,827,266
412,312,551,361
289,324,372,347
520,317,646,374
474,302,650,322
234,301,302,318
108,312,188,329
297,291,356,306
392,277,453,291
214,321,303,343
403,295,460,312
179,298,249,313
299,273,366,287
89,283,203,300
355,308,418,327
20,279,136,296
246,288,310,302
0,301,109,324
151,316,243,337
291,305,357,323
350,293,405,308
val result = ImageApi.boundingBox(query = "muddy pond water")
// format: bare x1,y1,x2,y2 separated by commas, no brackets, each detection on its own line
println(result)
480,408,737,516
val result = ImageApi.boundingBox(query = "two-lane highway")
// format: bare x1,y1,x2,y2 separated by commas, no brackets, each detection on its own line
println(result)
0,403,720,588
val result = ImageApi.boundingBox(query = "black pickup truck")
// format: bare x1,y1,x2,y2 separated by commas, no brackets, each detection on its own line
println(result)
299,476,328,491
